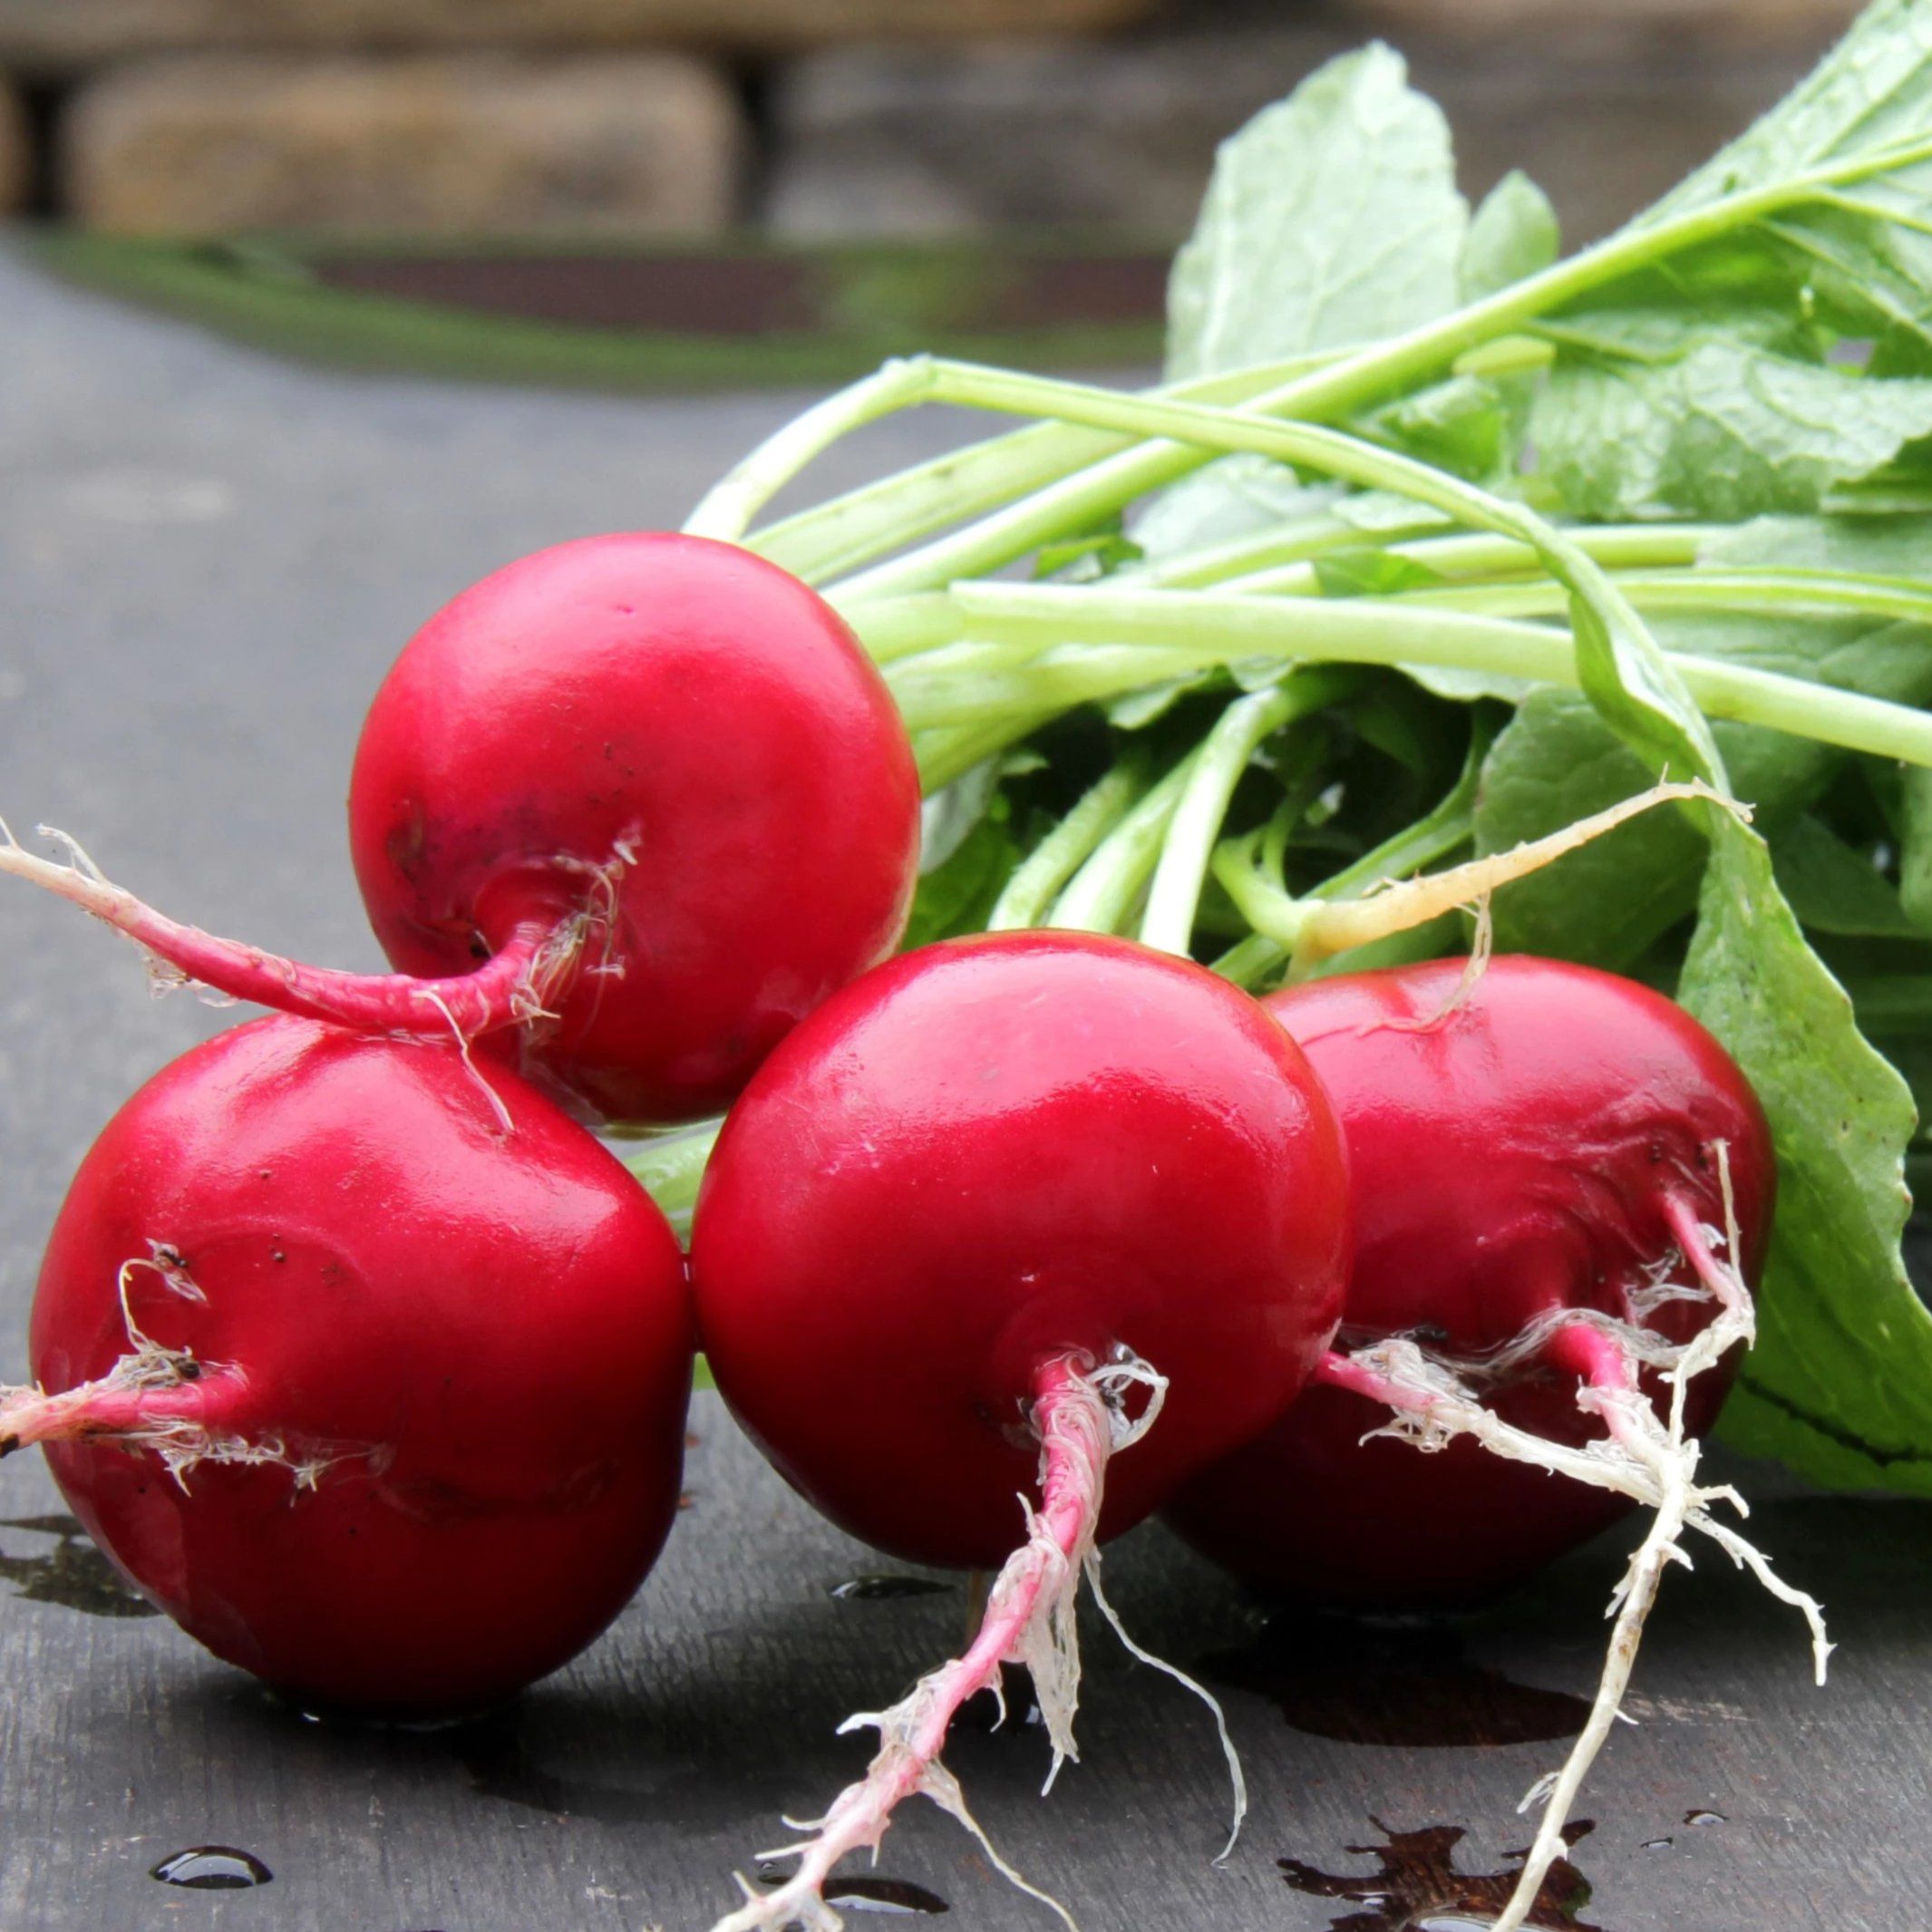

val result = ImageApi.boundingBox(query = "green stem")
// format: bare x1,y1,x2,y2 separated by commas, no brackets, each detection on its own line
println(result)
892,584,1932,771
1053,751,1200,933
988,756,1149,930
684,359,934,543
861,593,962,664
913,713,1054,792
623,1121,723,1242
774,357,1720,794
820,151,1927,603
1208,714,1494,984
1389,569,1932,628
747,352,1351,586
1139,670,1352,956
1226,526,1714,596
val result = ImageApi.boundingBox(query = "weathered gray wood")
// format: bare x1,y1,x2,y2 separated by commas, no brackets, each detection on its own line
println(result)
2,242,1930,1932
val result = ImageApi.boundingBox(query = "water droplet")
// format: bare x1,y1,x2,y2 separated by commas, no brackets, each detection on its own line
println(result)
829,1574,952,1601
150,1847,273,1889
0,1514,157,1620
1684,1809,1725,1828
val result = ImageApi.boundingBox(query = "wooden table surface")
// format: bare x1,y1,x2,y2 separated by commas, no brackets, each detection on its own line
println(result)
1,240,1927,1932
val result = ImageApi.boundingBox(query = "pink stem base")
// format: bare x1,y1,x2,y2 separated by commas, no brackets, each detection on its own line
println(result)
0,832,563,1037
0,1362,247,1459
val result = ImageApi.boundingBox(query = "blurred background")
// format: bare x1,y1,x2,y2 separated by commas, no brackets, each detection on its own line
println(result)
0,0,1872,382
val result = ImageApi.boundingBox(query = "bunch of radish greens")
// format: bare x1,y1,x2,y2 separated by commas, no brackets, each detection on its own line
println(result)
646,0,1932,1509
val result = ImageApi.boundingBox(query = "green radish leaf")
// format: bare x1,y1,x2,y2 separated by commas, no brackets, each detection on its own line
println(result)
1531,345,1932,521
1645,0,1932,225
903,803,1021,950
1536,287,1810,362
1167,44,1468,382
1461,169,1560,302
1637,0,1932,361
1130,457,1338,559
1465,491,1932,1492
1313,549,1450,597
1332,490,1459,538
1899,765,1932,930
1771,813,1920,937
1478,515,1932,965
1681,834,1932,1491
1366,374,1519,482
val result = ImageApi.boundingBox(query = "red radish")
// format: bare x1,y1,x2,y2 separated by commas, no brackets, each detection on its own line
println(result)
1162,954,1827,1932
1,533,921,1124
1165,954,1772,1606
691,929,1351,1931
2,1014,693,1714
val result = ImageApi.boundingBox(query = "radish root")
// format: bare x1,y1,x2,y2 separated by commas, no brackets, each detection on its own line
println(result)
1291,779,1745,967
0,817,623,1043
1320,1141,1827,1932
709,1348,1227,1932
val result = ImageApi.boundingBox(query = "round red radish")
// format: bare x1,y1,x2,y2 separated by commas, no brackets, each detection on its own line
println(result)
14,1015,693,1714
1164,955,1773,1607
347,532,920,1122
691,929,1352,1569
5,533,921,1128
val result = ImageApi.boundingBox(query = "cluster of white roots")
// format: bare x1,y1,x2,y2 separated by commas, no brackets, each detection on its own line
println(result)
1325,1145,1829,1932
710,1352,1241,1932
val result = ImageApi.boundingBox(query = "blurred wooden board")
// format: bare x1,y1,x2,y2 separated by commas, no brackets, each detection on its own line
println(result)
2,239,1929,1932
26,232,1169,393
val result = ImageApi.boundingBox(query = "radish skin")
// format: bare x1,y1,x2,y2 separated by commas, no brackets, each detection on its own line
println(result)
1166,956,1827,1932
2,533,921,1126
5,1014,694,1714
693,931,1351,1928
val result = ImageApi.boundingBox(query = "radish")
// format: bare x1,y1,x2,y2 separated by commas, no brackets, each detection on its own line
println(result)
1163,954,1827,1932
0,1014,693,1714
1166,954,1771,1606
690,929,1353,1931
1,533,921,1124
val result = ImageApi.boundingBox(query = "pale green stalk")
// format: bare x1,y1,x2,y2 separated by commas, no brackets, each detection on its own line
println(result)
805,139,1932,602
744,353,1349,583
1139,671,1348,955
988,758,1149,930
914,714,1055,792
1388,570,1932,628
899,584,1932,770
1224,526,1714,596
624,1122,722,1242
1209,718,1493,982
1053,753,1200,933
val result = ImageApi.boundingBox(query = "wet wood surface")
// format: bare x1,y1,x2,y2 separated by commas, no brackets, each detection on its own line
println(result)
2,241,1929,1932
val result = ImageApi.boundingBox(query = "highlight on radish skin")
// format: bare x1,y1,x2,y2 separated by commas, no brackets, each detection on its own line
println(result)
1163,955,1829,1932
5,1015,694,1714
690,930,1352,1929
0,533,921,1127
